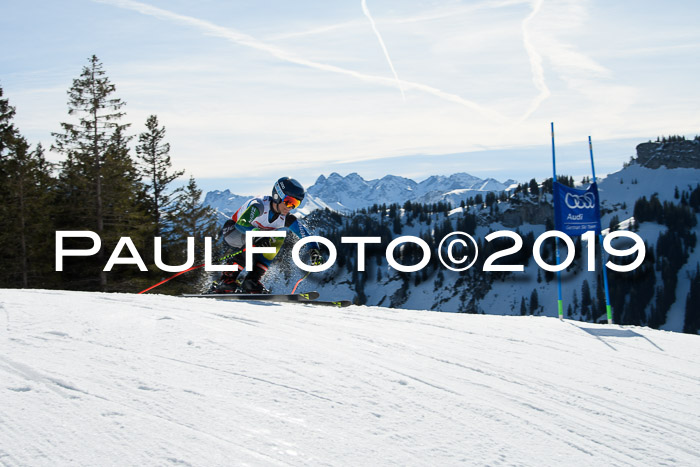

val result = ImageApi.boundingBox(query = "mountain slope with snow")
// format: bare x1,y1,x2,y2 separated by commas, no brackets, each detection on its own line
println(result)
284,162,700,332
306,172,514,213
1,289,699,466
204,172,516,220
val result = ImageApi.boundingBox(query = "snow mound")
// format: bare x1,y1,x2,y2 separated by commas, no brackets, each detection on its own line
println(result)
1,289,699,465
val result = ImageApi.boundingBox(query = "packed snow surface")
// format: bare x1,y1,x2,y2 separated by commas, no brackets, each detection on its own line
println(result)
1,289,699,466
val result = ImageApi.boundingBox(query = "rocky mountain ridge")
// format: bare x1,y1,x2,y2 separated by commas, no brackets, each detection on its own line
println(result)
205,172,517,220
635,139,700,169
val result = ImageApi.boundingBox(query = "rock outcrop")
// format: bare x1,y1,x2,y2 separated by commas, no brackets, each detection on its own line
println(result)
635,139,700,169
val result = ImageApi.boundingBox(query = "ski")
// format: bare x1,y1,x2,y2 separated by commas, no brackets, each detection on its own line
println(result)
300,299,353,308
181,292,351,307
182,291,320,303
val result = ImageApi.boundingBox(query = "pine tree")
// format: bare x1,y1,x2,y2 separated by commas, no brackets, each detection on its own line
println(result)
166,176,218,261
529,178,539,196
393,214,402,234
51,55,147,290
0,87,56,288
0,92,56,288
595,276,607,318
581,279,592,320
136,115,184,238
0,86,17,158
530,289,539,315
684,264,700,334
609,215,620,232
0,86,16,257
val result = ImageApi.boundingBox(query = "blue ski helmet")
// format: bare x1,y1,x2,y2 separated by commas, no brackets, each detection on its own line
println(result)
272,177,305,208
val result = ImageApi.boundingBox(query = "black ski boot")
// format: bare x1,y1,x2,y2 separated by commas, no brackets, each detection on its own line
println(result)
208,269,241,294
239,278,270,294
238,262,270,294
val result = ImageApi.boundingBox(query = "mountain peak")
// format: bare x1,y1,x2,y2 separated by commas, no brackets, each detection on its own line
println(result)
209,171,518,216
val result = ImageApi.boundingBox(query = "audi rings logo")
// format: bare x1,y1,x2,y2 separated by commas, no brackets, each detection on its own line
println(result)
564,192,596,209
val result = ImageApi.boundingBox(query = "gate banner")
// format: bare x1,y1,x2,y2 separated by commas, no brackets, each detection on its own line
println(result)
553,181,601,236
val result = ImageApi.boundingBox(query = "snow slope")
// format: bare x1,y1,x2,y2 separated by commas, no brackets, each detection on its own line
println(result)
1,289,700,466
596,165,700,224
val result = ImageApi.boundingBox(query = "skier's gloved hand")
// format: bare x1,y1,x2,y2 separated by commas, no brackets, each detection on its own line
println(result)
309,248,323,266
221,219,237,238
253,236,273,248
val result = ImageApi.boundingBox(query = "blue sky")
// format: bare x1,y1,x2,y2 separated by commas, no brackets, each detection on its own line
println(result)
2,0,699,195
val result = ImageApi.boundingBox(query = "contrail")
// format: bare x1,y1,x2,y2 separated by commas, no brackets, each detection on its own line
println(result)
518,0,549,122
92,0,506,122
361,0,406,101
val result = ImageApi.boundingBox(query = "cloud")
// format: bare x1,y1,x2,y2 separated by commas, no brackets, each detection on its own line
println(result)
92,0,506,122
518,0,550,122
361,0,405,100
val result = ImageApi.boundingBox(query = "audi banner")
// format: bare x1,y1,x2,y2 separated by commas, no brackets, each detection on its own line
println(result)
552,181,602,236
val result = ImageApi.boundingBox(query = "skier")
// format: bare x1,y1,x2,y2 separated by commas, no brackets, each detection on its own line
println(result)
209,177,323,294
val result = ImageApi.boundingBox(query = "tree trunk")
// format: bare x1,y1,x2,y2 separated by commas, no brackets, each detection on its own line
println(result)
95,111,106,289
18,172,28,287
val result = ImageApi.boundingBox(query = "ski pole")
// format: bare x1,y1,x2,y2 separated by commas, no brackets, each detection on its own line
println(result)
138,248,245,294
290,271,311,294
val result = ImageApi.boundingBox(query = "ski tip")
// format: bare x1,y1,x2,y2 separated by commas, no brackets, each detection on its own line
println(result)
296,291,320,301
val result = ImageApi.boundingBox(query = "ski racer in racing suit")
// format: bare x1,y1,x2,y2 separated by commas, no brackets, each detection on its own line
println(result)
209,177,322,294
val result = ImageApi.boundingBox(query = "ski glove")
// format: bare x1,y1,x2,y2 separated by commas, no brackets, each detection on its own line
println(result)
309,248,323,266
221,219,237,238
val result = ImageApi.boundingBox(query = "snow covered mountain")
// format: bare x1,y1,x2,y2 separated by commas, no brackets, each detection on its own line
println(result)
201,141,699,334
308,172,516,213
204,172,516,219
202,189,250,223
2,288,699,465
255,160,700,334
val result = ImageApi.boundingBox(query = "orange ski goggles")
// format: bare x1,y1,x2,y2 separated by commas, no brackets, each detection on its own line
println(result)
282,195,301,209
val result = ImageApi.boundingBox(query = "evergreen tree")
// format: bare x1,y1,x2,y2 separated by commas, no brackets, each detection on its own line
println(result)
608,215,620,232
166,176,219,263
0,97,56,288
136,115,184,238
0,87,56,288
530,289,539,315
684,264,700,334
689,185,700,212
485,192,496,207
51,55,147,290
0,86,17,257
581,279,592,320
0,86,17,158
542,177,553,194
529,178,539,196
595,276,607,318
393,214,402,234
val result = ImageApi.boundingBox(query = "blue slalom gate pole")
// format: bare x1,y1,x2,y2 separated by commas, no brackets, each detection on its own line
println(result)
588,136,613,324
551,123,564,320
